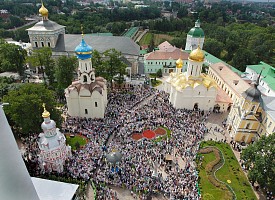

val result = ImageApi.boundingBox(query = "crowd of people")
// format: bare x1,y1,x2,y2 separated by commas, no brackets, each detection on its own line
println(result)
94,89,209,199
22,85,213,199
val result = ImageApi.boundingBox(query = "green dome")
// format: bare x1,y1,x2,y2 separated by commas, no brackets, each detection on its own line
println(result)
188,27,204,37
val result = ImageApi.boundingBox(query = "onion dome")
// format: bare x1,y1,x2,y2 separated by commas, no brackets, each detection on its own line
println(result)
188,19,204,37
39,3,48,17
106,150,122,164
189,46,205,62
176,58,183,68
75,36,93,60
242,85,261,102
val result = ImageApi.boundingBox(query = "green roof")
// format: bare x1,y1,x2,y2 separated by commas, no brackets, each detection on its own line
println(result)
188,27,204,37
204,51,224,64
247,62,275,91
140,49,148,55
123,27,138,38
230,67,243,76
204,51,243,76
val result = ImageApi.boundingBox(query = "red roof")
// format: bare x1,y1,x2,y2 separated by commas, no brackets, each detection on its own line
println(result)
216,88,233,103
146,48,189,60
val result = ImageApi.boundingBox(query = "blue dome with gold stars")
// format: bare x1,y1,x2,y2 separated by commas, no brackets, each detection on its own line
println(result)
75,37,93,60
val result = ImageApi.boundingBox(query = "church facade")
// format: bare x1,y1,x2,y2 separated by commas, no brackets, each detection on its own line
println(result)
38,104,71,173
164,46,218,111
65,35,107,119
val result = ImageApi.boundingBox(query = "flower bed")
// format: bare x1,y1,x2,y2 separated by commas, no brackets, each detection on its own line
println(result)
132,133,143,141
142,130,156,139
154,127,167,135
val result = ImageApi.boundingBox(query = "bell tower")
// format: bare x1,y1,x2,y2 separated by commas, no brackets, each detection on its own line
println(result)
75,28,95,84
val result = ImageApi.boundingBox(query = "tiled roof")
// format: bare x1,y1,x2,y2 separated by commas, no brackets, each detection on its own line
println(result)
158,41,174,51
216,88,233,103
145,48,189,60
210,62,250,97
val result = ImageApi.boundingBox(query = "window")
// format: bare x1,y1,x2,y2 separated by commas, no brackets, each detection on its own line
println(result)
95,102,98,107
83,75,87,83
48,42,50,47
268,122,272,128
198,92,200,95
265,118,268,124
41,42,44,47
35,42,38,47
251,105,256,111
246,123,251,129
85,63,87,70
85,109,88,114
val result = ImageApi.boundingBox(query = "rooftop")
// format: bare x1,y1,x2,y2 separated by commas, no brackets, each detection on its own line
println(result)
145,48,189,60
216,87,233,103
53,34,140,56
210,62,250,97
204,51,243,76
247,62,275,91
27,20,65,32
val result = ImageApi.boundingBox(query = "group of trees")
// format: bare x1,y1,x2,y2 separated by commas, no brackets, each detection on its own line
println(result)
92,49,127,88
241,133,275,194
1,44,127,135
0,41,27,76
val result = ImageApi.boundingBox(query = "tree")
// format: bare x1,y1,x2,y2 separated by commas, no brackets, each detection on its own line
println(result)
241,133,275,193
3,83,61,135
156,69,162,78
232,48,258,72
27,47,55,85
203,38,224,58
55,55,77,93
100,49,127,89
0,43,27,76
0,76,22,102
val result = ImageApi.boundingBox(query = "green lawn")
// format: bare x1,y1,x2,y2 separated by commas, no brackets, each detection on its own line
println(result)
198,141,257,200
198,152,230,200
151,80,162,87
66,135,87,150
139,32,153,45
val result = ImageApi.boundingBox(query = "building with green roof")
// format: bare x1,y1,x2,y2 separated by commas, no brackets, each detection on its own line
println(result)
245,62,275,96
185,19,205,51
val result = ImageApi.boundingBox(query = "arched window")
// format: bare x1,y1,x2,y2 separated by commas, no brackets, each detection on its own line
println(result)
85,63,87,71
83,75,87,83
251,105,256,111
48,42,50,47
246,123,251,129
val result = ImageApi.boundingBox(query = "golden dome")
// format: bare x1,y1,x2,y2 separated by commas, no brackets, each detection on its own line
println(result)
176,58,183,68
189,46,205,62
42,103,50,118
39,3,48,16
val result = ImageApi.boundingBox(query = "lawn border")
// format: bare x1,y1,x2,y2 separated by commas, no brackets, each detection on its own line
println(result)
200,146,237,200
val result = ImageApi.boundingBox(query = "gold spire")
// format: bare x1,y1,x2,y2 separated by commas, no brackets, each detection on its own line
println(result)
176,48,183,68
81,24,84,38
42,103,50,118
39,1,48,17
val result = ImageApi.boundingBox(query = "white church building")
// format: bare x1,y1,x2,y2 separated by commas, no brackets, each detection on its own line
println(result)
185,19,205,51
164,46,218,111
65,35,107,118
38,104,71,173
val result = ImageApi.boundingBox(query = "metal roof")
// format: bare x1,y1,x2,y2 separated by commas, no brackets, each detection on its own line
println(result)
53,34,140,56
